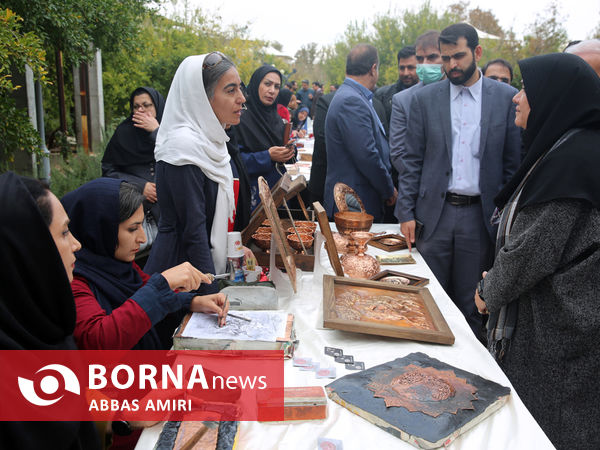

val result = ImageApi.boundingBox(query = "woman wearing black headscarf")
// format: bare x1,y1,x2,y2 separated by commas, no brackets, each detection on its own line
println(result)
474,53,600,449
0,172,100,449
62,178,228,351
102,87,166,248
236,65,295,210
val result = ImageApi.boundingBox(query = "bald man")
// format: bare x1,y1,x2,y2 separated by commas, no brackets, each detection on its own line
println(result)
565,39,600,76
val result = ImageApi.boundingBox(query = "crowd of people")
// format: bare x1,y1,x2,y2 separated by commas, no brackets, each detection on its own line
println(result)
1,20,599,450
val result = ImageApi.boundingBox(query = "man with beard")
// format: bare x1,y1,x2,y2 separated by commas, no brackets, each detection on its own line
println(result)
396,23,521,336
374,46,418,126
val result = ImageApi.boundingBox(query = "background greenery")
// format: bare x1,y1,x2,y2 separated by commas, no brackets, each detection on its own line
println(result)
1,0,597,191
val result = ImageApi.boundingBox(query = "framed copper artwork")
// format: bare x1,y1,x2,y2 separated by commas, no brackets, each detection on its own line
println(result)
368,233,408,252
322,275,454,345
370,270,429,287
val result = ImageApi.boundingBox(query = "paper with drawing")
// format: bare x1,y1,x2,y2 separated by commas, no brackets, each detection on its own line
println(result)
181,311,288,342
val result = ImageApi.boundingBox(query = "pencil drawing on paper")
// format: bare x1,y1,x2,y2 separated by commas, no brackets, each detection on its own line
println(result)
181,311,288,342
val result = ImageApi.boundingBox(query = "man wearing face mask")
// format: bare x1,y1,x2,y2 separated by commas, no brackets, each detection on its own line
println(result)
396,23,521,336
389,31,445,177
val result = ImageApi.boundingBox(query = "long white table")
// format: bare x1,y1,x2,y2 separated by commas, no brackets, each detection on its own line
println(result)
136,224,554,450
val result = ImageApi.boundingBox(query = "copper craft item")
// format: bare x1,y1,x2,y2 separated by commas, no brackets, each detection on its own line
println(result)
340,231,380,279
367,365,478,418
251,232,272,252
287,233,314,254
333,182,366,213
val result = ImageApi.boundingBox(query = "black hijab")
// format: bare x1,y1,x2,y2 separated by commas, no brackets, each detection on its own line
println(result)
0,172,100,450
276,87,293,109
236,65,285,151
102,86,166,166
0,172,77,350
495,53,600,210
62,178,161,350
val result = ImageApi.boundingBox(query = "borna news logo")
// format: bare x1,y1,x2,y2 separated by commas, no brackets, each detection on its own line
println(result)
18,364,81,406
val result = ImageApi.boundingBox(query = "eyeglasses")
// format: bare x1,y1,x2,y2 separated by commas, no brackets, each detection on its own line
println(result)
132,102,154,111
487,75,511,84
203,52,226,70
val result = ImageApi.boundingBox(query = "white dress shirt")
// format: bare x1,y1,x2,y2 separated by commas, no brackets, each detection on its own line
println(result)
448,72,483,196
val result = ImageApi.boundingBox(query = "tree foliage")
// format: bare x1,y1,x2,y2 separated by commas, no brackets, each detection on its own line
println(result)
2,0,154,66
101,7,276,124
0,8,47,170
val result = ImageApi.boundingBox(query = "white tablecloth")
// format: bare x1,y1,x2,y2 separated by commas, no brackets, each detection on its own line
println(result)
136,224,554,450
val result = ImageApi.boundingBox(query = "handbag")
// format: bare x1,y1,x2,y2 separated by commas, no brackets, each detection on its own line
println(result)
139,210,158,252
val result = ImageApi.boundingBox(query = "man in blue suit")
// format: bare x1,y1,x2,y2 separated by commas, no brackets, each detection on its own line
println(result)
397,23,521,334
324,44,397,221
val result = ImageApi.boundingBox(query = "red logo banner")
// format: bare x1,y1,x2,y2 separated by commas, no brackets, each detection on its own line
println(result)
0,350,284,422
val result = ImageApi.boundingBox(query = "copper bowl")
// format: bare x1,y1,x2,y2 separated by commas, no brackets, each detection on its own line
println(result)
286,226,313,235
261,219,272,227
287,233,314,253
251,232,272,252
256,227,272,234
334,211,374,235
295,221,318,232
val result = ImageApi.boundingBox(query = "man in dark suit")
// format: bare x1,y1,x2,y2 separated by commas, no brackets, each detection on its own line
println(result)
324,44,397,221
397,23,521,333
308,90,335,205
374,46,418,127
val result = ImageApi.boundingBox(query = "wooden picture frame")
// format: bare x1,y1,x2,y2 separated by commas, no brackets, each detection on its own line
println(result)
368,233,408,252
370,270,429,287
241,173,307,245
313,201,344,277
258,176,298,293
322,275,454,345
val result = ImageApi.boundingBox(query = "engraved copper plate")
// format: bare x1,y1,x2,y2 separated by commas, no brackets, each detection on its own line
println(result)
380,276,411,285
366,365,477,417
325,352,511,448
333,285,435,330
173,421,218,450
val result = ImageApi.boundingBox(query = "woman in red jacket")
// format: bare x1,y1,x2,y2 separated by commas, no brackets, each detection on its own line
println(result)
62,178,228,351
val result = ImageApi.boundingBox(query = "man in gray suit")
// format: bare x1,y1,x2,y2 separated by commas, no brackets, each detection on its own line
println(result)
390,30,444,180
397,23,521,333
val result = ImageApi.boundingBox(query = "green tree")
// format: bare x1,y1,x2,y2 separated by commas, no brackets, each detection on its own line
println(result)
0,8,47,170
321,20,371,85
522,2,568,56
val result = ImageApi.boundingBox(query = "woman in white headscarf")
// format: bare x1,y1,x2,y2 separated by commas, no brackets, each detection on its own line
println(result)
145,53,248,296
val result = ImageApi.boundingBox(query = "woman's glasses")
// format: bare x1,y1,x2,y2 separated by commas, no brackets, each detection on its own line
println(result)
203,52,226,70
132,102,154,111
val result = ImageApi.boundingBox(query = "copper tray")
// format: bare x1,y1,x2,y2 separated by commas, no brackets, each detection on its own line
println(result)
368,233,408,252
370,270,429,287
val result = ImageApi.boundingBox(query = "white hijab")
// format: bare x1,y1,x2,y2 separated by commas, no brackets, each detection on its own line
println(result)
154,54,235,274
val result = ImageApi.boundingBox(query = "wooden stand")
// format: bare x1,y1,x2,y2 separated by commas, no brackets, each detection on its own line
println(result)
313,201,344,277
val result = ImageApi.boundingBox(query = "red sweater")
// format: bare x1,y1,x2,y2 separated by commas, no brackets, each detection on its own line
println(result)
71,262,152,350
